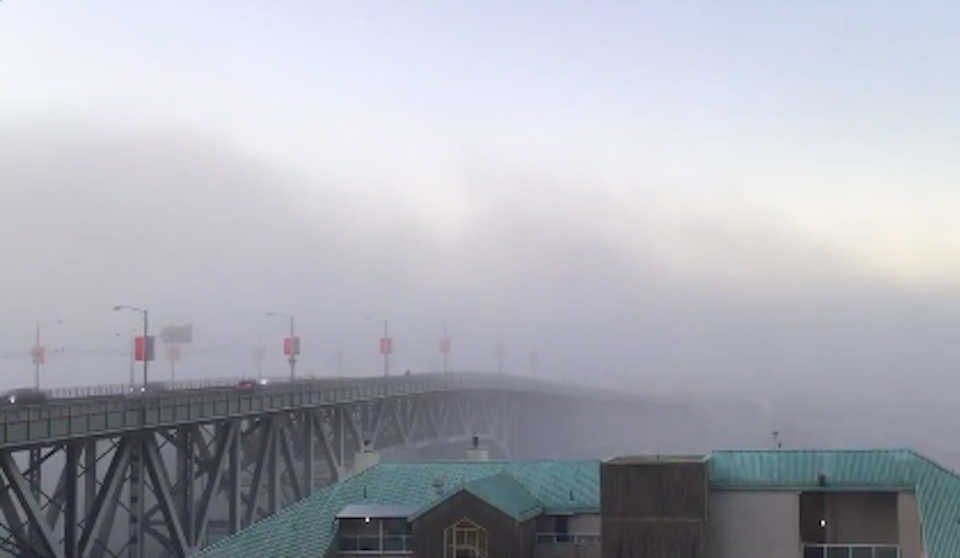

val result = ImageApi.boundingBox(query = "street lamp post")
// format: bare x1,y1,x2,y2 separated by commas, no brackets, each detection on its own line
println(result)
112,304,148,558
33,319,63,391
381,319,389,377
365,317,391,377
441,323,449,374
114,306,149,389
267,312,297,381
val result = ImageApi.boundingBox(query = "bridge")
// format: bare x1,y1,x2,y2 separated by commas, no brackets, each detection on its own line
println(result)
0,372,644,558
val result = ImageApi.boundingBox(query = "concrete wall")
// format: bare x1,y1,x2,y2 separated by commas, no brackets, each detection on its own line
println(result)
709,491,801,558
897,492,924,558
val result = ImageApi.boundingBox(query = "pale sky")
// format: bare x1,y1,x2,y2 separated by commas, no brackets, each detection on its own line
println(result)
2,1,960,401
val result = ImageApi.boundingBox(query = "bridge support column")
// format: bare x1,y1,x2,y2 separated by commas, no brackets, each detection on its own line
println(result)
64,442,80,558
303,414,314,497
177,428,195,547
128,435,145,558
228,423,241,535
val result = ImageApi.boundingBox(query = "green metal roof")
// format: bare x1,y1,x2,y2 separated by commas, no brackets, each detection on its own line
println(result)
411,471,544,522
194,449,960,558
193,460,599,558
710,449,960,558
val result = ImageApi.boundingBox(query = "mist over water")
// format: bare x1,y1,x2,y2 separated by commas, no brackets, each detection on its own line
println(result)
4,1,960,475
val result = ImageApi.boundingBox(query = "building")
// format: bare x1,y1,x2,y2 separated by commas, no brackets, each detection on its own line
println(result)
195,447,960,558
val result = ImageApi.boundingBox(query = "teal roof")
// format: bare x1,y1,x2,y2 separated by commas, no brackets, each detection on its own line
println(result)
411,471,543,521
710,449,960,558
194,449,960,558
193,460,599,558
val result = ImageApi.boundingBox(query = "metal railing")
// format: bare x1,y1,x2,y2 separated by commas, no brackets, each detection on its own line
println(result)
536,533,601,544
0,372,633,448
337,534,413,554
803,544,900,558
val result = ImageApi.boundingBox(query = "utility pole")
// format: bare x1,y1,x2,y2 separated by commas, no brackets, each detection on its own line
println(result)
113,305,150,558
441,322,450,373
267,312,298,382
383,319,390,377
33,319,63,390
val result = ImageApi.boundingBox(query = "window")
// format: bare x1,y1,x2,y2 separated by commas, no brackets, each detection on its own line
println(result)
554,516,570,543
444,518,488,558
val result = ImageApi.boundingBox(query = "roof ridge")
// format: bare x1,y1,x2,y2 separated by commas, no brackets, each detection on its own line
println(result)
908,448,960,479
710,448,916,454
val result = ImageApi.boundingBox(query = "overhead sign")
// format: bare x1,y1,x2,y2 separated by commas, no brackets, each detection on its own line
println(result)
160,324,193,344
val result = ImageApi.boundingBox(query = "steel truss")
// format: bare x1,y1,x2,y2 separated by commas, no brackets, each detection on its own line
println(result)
0,391,517,558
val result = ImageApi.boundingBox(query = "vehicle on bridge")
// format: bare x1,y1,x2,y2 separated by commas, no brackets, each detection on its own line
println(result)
237,379,268,389
126,382,170,396
3,388,48,405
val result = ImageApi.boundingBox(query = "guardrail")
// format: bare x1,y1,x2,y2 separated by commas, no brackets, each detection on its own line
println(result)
536,533,601,544
802,544,899,558
0,372,631,449
337,534,413,553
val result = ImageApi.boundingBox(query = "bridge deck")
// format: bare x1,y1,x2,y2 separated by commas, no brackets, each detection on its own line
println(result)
0,372,622,449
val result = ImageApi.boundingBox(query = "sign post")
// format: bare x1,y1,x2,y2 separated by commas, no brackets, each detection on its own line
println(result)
160,324,193,383
166,344,181,383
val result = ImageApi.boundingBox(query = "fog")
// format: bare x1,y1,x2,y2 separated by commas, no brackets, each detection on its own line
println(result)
1,117,959,420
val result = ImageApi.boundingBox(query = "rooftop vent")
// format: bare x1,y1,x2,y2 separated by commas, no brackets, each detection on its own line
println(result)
433,477,445,497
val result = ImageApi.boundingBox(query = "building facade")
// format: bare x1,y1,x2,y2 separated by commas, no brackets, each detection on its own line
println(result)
196,447,960,558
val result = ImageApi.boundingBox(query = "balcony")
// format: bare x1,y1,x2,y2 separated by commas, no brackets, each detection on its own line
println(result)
338,534,413,554
535,533,601,545
803,544,899,558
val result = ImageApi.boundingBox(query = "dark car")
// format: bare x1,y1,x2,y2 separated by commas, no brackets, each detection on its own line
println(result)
4,388,48,405
237,379,268,389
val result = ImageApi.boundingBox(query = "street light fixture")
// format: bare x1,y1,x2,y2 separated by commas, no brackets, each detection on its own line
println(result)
33,319,63,390
114,305,149,390
267,312,297,381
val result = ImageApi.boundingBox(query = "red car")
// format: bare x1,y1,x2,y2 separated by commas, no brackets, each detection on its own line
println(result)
237,379,268,389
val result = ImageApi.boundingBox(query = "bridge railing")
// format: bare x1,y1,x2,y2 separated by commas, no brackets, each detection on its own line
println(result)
0,372,628,448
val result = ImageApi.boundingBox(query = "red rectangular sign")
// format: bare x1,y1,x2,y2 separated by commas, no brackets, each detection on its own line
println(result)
284,337,301,356
439,338,451,354
32,346,45,365
134,336,156,362
496,344,505,359
380,337,392,355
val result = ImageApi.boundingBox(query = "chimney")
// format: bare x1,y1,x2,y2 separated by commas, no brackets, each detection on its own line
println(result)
466,433,489,462
351,439,380,475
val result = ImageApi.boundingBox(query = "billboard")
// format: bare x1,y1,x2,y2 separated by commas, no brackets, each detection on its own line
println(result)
160,324,193,344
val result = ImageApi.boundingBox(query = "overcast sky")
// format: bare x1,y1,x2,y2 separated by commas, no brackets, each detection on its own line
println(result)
1,1,959,405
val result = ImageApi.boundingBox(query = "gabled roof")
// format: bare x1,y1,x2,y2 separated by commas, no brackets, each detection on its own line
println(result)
710,449,960,558
193,460,599,558
410,471,543,522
